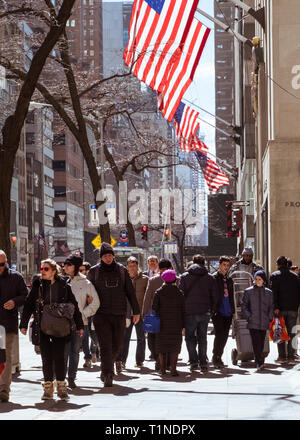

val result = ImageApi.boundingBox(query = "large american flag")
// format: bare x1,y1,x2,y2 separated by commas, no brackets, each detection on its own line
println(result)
123,0,198,92
159,18,210,121
173,101,208,153
195,151,230,193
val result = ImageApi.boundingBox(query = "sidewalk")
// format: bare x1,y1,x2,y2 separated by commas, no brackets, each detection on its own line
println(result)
1,327,300,420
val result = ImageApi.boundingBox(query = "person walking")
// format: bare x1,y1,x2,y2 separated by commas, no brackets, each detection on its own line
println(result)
179,255,218,373
116,257,148,372
228,248,263,277
242,270,274,371
152,270,185,377
0,250,28,403
87,243,140,387
63,254,100,389
143,256,159,278
211,256,235,369
270,256,300,364
20,258,84,400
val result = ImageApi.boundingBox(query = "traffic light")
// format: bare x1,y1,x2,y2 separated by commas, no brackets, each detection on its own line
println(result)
11,236,17,248
232,208,243,232
164,229,171,241
141,225,148,240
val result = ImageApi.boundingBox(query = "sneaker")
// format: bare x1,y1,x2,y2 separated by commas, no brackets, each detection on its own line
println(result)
68,378,77,389
115,361,122,374
155,361,161,371
276,357,287,364
189,363,198,372
200,365,208,373
83,359,92,368
212,357,224,369
91,353,97,364
0,390,9,403
104,374,113,387
135,363,143,368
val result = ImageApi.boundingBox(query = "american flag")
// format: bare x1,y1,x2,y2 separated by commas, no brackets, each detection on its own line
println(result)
123,0,198,92
195,151,230,193
173,101,208,153
36,231,48,257
159,18,210,121
60,242,71,256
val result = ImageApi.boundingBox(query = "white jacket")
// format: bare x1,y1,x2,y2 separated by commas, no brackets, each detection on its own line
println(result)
69,273,100,325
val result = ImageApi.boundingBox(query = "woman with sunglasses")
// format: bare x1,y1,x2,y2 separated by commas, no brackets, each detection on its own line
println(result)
20,259,84,401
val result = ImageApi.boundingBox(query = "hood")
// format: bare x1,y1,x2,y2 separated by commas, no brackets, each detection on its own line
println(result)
187,264,208,277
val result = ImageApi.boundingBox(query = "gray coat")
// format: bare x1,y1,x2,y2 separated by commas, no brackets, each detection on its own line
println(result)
242,286,274,330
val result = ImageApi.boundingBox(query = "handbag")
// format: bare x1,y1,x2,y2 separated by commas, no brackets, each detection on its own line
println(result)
269,316,291,343
40,283,75,338
142,310,160,333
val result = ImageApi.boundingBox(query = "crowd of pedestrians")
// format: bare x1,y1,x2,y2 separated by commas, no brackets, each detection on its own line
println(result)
0,245,300,402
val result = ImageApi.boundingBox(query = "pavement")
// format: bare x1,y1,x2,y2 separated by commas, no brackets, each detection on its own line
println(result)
1,324,300,421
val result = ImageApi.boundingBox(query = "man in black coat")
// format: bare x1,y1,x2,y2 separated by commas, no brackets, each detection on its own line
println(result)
270,255,300,364
179,254,218,372
88,243,140,386
0,250,28,402
211,256,235,369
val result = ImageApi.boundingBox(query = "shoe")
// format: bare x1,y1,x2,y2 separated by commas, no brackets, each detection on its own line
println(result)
155,361,161,371
287,358,297,365
135,363,143,368
200,365,208,373
83,359,92,368
104,374,113,387
256,364,265,371
91,353,97,364
115,361,122,374
68,378,77,389
41,381,54,400
213,357,225,369
121,362,126,369
56,380,70,401
189,363,198,372
276,357,287,364
0,390,9,403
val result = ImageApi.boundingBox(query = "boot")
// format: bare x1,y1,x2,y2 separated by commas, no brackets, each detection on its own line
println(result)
104,373,113,387
56,380,70,400
159,353,166,375
41,381,54,400
170,353,179,376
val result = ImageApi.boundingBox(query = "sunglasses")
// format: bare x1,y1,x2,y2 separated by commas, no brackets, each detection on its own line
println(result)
40,267,50,272
0,262,6,267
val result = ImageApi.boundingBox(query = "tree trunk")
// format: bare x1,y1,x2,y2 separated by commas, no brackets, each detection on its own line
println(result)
0,154,14,261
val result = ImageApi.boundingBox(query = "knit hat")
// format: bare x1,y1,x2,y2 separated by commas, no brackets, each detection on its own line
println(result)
161,269,176,283
100,242,115,258
242,247,253,256
254,270,267,284
64,253,83,275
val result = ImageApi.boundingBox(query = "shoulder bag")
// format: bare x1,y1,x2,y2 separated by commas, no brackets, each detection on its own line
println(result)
142,309,160,333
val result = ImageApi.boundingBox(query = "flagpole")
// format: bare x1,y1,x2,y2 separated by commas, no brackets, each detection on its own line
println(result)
226,0,265,29
183,98,235,129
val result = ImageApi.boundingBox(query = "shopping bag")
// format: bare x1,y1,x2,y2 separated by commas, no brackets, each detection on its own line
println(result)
269,316,290,343
142,310,160,333
0,325,6,376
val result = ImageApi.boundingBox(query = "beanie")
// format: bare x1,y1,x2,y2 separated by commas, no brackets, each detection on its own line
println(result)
64,253,83,275
242,247,253,256
100,242,115,258
254,270,267,284
161,269,176,283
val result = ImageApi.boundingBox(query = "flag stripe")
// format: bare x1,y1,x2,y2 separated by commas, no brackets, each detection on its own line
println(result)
195,151,230,192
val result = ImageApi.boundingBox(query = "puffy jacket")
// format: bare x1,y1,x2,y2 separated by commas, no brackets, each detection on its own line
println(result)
68,273,100,325
270,267,300,311
0,266,27,334
179,264,218,315
242,285,274,330
212,271,235,316
88,261,140,316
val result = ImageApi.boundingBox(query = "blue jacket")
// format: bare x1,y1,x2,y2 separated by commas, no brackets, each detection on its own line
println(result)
242,285,274,330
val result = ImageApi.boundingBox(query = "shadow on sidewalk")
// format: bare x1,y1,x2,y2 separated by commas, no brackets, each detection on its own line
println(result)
0,400,90,413
98,384,149,396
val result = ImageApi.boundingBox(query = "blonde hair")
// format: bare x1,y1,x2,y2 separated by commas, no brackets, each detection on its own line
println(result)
41,258,61,278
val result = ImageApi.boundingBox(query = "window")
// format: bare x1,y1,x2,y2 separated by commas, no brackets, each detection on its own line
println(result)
53,134,65,146
44,175,53,188
34,197,40,212
26,132,35,145
71,19,75,27
44,194,53,207
26,111,35,124
44,215,53,227
54,186,66,197
90,50,94,56
89,19,94,26
44,156,53,169
53,160,66,171
33,172,39,187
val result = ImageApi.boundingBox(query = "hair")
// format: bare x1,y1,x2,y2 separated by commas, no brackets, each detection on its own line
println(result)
0,250,7,260
158,258,172,270
148,255,158,262
287,258,292,268
41,258,61,279
219,255,231,264
127,256,138,265
276,256,288,267
291,266,298,271
193,254,205,266
82,261,91,270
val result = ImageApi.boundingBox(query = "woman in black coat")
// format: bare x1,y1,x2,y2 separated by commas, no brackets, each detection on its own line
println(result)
20,259,84,400
152,270,185,376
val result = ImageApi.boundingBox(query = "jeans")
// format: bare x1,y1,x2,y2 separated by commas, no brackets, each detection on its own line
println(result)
249,329,266,366
64,329,81,380
277,310,298,359
93,314,126,376
82,323,99,360
116,319,146,365
185,313,211,367
0,333,18,393
212,314,232,360
40,331,67,382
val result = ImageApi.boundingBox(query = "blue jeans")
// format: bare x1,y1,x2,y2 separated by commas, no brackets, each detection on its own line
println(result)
116,319,146,365
82,324,99,360
64,329,81,380
185,313,211,367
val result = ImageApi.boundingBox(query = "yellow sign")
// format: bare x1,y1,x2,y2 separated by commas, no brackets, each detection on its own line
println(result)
91,235,117,248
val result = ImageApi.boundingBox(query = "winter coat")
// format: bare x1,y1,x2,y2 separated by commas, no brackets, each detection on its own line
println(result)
142,274,180,319
20,276,84,344
68,273,100,325
270,267,300,311
132,271,149,313
152,283,185,354
242,285,274,330
228,259,263,278
0,266,27,334
179,264,218,316
88,261,140,316
213,271,235,316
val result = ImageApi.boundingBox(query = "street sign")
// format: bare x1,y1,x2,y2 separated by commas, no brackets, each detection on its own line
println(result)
90,205,99,227
148,247,162,252
164,241,178,254
232,201,250,207
91,235,117,248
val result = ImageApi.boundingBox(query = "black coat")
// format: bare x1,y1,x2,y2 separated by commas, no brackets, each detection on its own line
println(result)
242,286,274,330
20,276,84,344
179,264,218,315
270,267,300,311
88,261,140,316
152,283,185,354
0,266,28,334
213,271,235,316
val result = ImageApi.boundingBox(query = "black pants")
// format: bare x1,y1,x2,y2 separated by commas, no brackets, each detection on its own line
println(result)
116,319,146,365
39,331,67,381
277,311,298,359
147,333,159,361
212,314,232,360
249,329,266,366
93,314,126,376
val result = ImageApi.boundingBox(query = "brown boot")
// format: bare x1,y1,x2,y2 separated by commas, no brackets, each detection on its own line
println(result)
159,353,166,375
56,380,70,400
170,353,179,376
41,381,54,400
